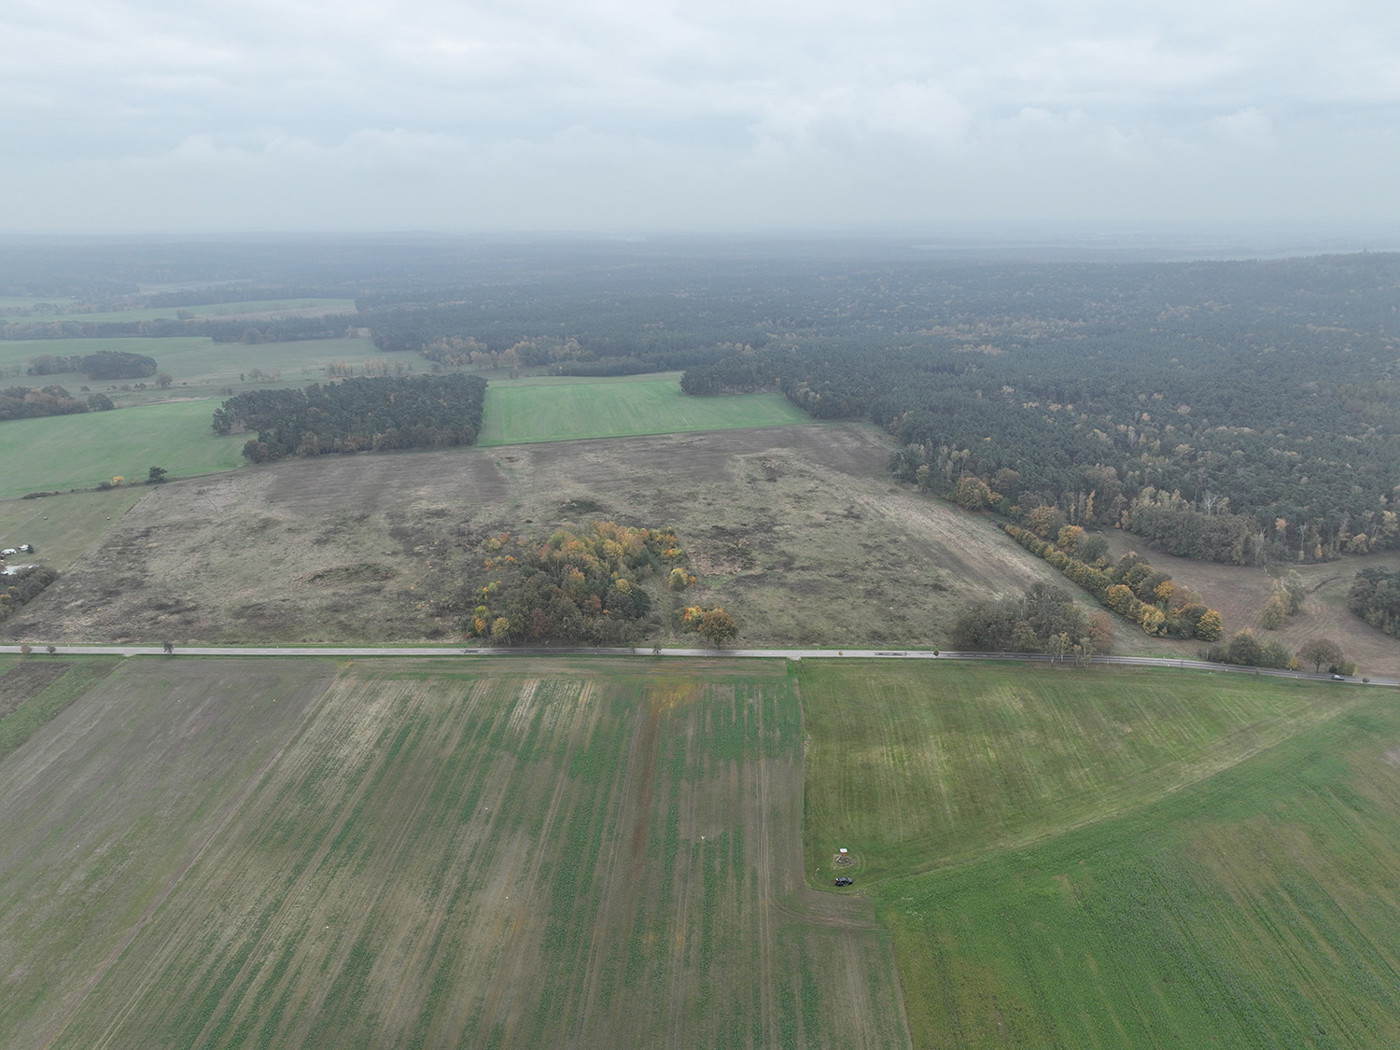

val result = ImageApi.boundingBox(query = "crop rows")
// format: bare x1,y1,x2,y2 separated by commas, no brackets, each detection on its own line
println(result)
1,658,904,1049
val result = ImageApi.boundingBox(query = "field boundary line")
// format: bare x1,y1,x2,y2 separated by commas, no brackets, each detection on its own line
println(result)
4,646,1394,686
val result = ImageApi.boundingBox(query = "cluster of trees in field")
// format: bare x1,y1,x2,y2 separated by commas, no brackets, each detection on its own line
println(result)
210,374,486,461
27,350,156,380
678,605,739,646
464,522,695,646
1347,568,1400,638
952,577,1350,675
1200,629,1299,670
1258,571,1308,630
1003,523,1224,641
951,581,1114,658
0,386,92,422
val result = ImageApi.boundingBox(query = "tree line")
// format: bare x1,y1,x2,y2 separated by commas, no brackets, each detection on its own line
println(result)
211,373,486,461
1,316,355,344
26,350,156,380
1002,523,1224,641
0,385,118,422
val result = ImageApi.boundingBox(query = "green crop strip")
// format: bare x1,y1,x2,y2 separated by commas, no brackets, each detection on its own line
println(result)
0,657,119,760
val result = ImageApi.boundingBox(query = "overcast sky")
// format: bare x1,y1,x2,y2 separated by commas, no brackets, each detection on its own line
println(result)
5,0,1400,236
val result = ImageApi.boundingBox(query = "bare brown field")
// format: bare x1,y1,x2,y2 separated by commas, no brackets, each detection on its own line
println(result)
0,656,908,1049
3,424,1071,648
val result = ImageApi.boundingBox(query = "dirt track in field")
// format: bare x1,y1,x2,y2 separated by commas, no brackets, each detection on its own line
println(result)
4,424,1065,650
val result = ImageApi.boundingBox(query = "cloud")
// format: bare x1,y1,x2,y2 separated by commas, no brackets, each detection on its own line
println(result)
4,0,1400,231
1213,107,1274,149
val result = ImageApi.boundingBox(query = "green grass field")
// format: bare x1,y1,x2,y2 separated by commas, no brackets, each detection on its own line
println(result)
0,487,147,568
800,662,1365,880
477,373,811,445
0,400,246,499
800,660,1400,1047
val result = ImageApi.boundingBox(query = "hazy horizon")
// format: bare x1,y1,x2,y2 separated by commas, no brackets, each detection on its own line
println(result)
3,224,1398,267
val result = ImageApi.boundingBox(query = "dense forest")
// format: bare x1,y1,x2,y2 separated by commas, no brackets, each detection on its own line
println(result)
211,373,486,461
1348,568,1400,638
8,236,1400,566
667,254,1400,565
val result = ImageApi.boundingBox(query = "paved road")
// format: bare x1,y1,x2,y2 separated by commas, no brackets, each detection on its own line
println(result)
2,643,1394,687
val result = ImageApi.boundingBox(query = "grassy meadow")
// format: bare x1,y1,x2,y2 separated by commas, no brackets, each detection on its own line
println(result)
799,661,1367,880
477,373,811,445
800,660,1400,1048
0,400,247,499
0,657,906,1050
0,486,148,568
